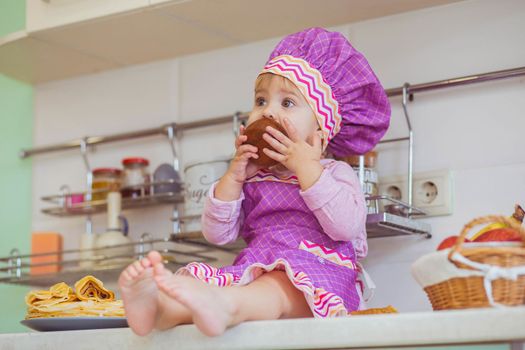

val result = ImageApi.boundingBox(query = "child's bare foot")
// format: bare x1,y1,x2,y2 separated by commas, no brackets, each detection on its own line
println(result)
154,272,238,337
118,251,164,336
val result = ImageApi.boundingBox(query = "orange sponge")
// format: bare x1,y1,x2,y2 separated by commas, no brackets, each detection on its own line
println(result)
30,232,63,275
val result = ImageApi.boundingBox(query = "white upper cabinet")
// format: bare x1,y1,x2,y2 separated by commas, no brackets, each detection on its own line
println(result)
0,0,462,84
26,0,149,32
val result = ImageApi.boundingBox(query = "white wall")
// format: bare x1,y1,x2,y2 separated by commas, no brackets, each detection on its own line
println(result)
351,0,525,311
32,0,525,311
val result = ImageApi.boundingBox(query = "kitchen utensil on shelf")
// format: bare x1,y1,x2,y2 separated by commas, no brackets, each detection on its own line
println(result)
79,232,95,268
153,163,182,194
384,204,409,217
91,168,122,201
338,150,377,168
183,158,230,232
59,185,83,209
94,190,134,266
340,151,379,215
121,157,150,198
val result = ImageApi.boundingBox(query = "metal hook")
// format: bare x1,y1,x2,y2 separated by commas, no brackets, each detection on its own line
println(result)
171,209,181,236
79,138,91,172
358,155,365,189
166,124,183,238
138,233,153,259
402,83,414,213
166,124,180,172
80,139,93,233
8,248,22,278
58,184,71,207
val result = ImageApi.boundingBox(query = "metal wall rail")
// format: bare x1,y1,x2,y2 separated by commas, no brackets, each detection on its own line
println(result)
19,65,525,159
385,65,525,97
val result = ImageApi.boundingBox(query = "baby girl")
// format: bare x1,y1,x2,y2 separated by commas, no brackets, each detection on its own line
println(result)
119,27,390,337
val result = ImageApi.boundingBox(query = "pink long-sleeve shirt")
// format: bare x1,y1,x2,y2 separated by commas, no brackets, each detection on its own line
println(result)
201,159,368,260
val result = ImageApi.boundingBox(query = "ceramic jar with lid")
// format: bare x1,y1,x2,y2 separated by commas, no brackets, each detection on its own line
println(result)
183,158,230,232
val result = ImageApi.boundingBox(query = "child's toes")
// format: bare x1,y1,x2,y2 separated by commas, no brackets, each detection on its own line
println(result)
125,263,135,274
120,270,132,283
133,260,145,272
147,251,163,265
140,257,152,269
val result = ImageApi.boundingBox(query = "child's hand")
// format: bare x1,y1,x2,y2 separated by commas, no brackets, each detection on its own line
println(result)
262,117,322,174
225,124,261,184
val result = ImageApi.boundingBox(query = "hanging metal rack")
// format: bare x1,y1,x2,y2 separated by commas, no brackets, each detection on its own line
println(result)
0,232,245,286
361,82,428,238
40,180,185,216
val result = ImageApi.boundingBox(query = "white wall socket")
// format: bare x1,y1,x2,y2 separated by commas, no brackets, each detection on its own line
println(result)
378,169,454,217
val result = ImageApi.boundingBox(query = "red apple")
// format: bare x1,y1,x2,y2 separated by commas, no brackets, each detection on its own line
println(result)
473,228,522,243
437,236,471,251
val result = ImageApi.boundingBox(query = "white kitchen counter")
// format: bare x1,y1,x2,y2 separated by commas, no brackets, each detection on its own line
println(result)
2,307,525,350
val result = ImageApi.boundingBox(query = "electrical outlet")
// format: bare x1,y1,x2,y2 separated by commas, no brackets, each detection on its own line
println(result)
412,170,453,216
376,174,406,214
378,170,453,217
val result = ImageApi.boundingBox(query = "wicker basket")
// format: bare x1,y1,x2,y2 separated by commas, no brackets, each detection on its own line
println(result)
424,215,525,310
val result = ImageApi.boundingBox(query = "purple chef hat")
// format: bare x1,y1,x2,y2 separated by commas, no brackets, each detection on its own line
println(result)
259,27,391,156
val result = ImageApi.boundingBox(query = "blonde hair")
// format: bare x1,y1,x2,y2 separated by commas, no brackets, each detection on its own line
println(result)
254,73,297,92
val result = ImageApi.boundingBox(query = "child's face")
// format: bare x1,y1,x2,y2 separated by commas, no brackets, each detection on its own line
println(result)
247,74,320,144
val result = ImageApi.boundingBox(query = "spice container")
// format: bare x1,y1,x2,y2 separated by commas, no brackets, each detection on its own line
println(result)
121,157,150,198
58,185,84,209
338,151,379,214
91,168,122,201
339,150,377,168
356,167,379,214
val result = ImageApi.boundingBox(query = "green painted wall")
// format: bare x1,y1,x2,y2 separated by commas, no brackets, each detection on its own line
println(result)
0,0,25,36
0,0,33,334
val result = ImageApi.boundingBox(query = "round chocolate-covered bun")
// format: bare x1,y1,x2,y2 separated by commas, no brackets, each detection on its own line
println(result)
243,118,288,168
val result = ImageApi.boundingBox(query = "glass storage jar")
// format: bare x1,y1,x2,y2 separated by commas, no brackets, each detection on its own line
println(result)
121,157,150,198
91,168,122,201
338,151,379,215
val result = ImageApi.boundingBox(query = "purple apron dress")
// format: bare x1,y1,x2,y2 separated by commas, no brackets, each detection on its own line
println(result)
177,171,361,317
